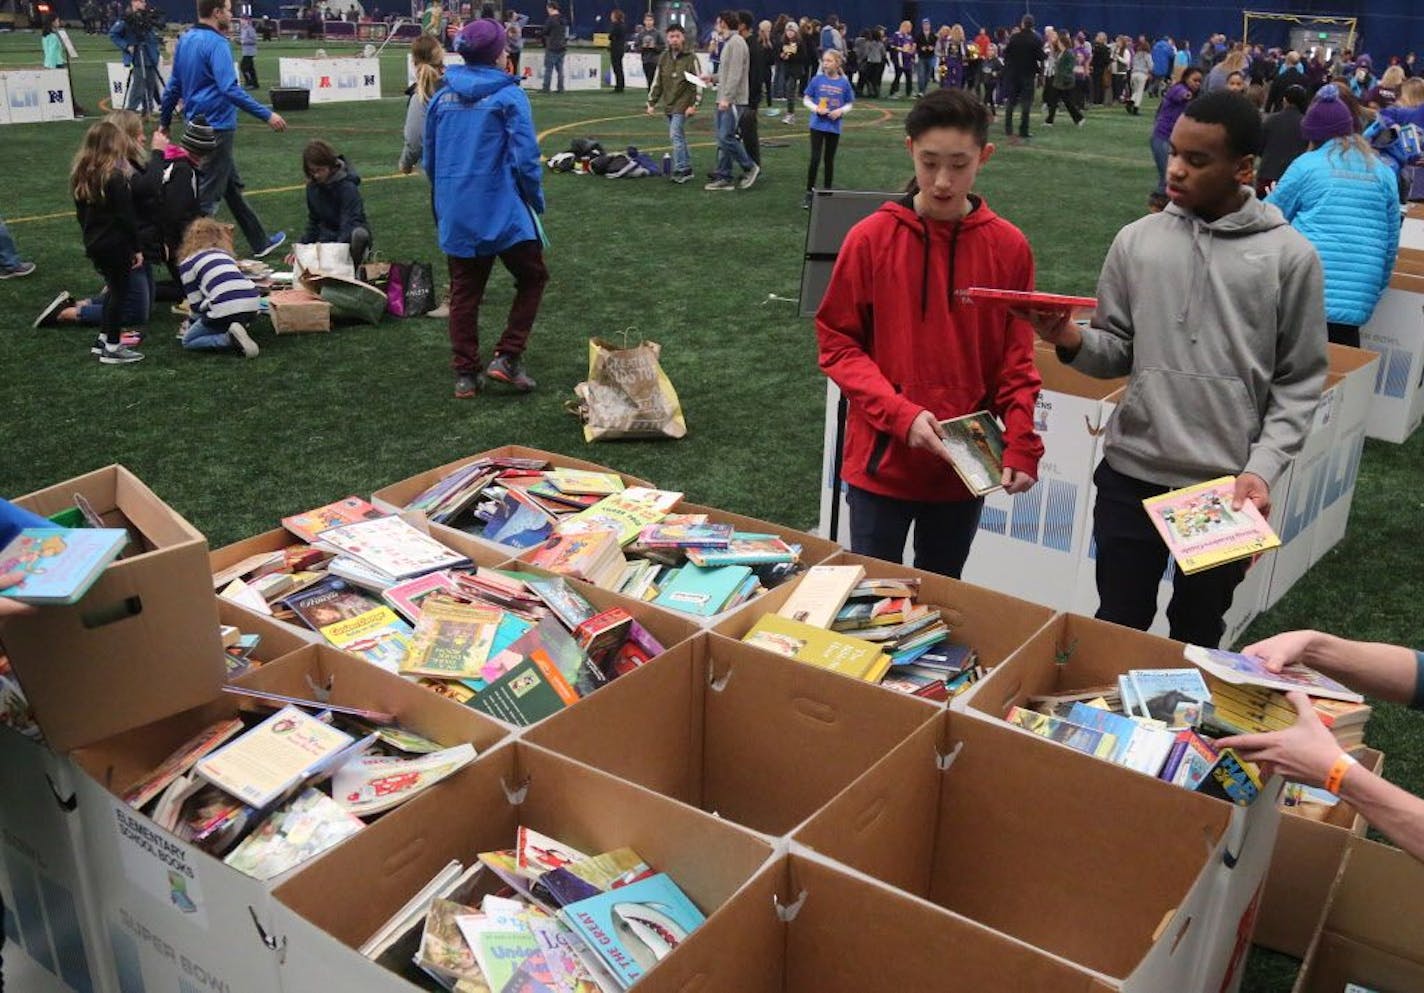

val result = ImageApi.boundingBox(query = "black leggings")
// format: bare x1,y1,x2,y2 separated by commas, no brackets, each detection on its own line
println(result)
807,129,840,191
890,61,908,94
784,71,805,114
1327,322,1361,348
93,254,134,346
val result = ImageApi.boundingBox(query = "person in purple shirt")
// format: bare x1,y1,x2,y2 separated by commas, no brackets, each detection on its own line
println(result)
888,19,914,98
1151,66,1203,194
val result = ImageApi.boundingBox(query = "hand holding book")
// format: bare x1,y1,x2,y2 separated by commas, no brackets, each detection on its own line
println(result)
1213,690,1346,791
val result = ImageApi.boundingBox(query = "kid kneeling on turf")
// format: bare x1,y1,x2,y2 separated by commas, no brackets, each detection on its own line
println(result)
816,88,1043,579
301,139,373,265
176,217,261,358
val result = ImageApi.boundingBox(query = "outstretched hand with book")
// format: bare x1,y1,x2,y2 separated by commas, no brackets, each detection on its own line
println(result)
1216,690,1342,788
1011,307,1081,353
1232,472,1271,516
907,410,956,466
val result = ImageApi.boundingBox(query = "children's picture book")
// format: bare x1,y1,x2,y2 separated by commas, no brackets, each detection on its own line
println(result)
684,534,796,567
417,898,487,988
194,705,356,810
546,470,626,496
316,516,471,581
558,488,684,546
1125,668,1212,727
636,522,734,548
222,787,364,881
332,743,477,818
559,873,706,989
402,598,503,680
776,563,866,629
742,613,891,683
281,495,385,544
319,606,413,674
652,564,751,617
381,570,460,624
471,651,581,727
959,286,1098,312
938,412,1006,496
527,576,598,630
517,827,592,881
122,718,245,810
0,527,129,605
284,575,382,631
1142,477,1281,575
1183,644,1365,704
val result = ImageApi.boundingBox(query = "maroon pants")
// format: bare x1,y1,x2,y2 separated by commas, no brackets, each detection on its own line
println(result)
447,241,549,374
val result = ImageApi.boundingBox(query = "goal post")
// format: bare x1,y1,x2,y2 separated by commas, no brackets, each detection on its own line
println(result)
1241,10,1358,56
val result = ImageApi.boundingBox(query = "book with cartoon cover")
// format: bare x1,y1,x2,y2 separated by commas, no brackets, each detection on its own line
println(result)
281,495,385,544
316,515,471,580
1142,477,1280,575
222,787,364,881
557,488,684,546
417,898,491,990
0,527,129,605
285,575,383,631
938,411,1006,496
402,597,503,680
382,570,460,623
332,743,477,818
1183,644,1364,704
320,606,413,674
1005,706,1118,760
1194,748,1263,806
558,873,706,989
684,533,796,567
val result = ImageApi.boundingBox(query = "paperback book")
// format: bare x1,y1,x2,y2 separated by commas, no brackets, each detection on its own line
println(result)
332,743,477,817
558,873,706,989
938,411,1005,496
402,597,504,680
1142,477,1280,575
195,705,356,810
316,516,471,581
1183,645,1365,704
282,496,385,544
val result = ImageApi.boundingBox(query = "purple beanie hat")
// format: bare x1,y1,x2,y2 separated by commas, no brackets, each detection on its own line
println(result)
455,18,506,64
1301,85,1355,144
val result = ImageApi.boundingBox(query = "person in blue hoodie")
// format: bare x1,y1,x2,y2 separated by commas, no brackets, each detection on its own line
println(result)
300,140,371,264
159,0,288,260
1149,35,1174,98
1267,85,1401,347
426,18,547,399
110,0,163,115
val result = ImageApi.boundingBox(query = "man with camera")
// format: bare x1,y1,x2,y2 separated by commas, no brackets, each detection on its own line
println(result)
110,0,164,116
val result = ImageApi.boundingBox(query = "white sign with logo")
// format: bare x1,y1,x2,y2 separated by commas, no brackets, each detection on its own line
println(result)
104,61,175,109
0,68,74,125
279,56,382,103
518,50,603,90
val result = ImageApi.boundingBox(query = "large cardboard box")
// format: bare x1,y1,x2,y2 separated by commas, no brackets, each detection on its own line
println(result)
1360,272,1424,443
794,711,1248,991
633,852,1120,993
1292,837,1424,993
269,741,774,992
4,466,224,754
1254,748,1383,958
369,446,653,540
711,551,1056,685
525,634,938,838
67,644,506,993
0,728,114,993
1313,344,1382,565
1401,205,1424,251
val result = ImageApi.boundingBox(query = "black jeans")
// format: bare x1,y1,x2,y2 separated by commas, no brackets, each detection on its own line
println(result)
93,253,134,346
240,54,259,87
806,129,839,190
1327,322,1361,348
199,129,270,255
611,51,625,91
1091,461,1249,647
847,485,985,579
1045,84,1083,124
738,103,760,165
642,54,659,92
1004,75,1034,136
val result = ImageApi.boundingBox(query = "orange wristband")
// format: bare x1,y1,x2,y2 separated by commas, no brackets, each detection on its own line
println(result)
1324,752,1358,795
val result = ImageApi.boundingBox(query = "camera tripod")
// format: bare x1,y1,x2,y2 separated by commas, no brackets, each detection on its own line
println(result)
123,33,166,117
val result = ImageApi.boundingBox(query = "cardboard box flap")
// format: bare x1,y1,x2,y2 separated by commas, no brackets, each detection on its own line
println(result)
1327,342,1381,377
6,465,224,752
1320,836,1424,963
1295,931,1424,993
1034,341,1129,398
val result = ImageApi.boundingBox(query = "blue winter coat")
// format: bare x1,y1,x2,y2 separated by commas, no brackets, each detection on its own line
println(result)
1266,143,1401,327
159,23,272,132
109,13,161,69
1151,38,1174,78
424,64,545,258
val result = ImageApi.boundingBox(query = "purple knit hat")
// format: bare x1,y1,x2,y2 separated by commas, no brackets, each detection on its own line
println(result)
1301,85,1355,144
455,18,506,64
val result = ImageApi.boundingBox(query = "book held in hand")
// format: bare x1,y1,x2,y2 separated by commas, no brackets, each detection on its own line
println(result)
1142,477,1280,575
0,527,129,605
938,412,1006,496
1183,644,1364,704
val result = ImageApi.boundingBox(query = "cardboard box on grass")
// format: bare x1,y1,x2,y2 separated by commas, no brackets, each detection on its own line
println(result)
524,633,938,838
368,445,654,549
65,642,506,993
710,550,1056,687
632,852,1120,993
793,709,1254,992
1254,747,1384,958
955,611,1286,991
0,727,114,993
1360,272,1424,443
4,465,224,755
269,740,774,992
1292,836,1424,993
1313,344,1382,565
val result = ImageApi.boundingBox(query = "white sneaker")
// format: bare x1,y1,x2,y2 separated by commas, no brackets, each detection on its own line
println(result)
98,343,144,364
737,163,761,190
229,322,259,358
428,302,451,319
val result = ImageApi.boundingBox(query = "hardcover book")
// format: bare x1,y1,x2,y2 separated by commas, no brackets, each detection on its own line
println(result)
938,411,1006,496
1142,477,1280,575
558,873,706,989
0,527,129,605
653,564,751,617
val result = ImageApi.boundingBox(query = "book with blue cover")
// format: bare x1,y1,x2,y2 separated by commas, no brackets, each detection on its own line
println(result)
0,527,129,605
558,872,706,989
652,564,751,617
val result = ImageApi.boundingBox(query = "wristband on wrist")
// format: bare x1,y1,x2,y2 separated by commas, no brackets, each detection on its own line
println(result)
1324,752,1358,795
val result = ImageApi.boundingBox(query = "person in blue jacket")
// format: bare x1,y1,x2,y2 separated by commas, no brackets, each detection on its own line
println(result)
426,18,547,400
159,0,288,260
0,499,45,620
110,0,163,115
1267,85,1401,348
1149,35,1175,97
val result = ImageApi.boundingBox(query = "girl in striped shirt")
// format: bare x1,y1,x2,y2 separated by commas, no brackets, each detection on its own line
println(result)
176,218,260,358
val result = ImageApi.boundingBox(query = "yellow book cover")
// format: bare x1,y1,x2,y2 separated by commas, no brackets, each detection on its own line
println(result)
320,606,412,673
401,597,503,680
545,469,626,496
742,613,889,683
558,487,684,546
1142,476,1280,575
1006,707,1118,759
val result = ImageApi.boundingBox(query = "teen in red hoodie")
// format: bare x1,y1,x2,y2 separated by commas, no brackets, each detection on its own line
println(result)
816,88,1042,578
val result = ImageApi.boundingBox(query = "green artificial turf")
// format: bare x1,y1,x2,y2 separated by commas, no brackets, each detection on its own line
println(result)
2,32,1422,993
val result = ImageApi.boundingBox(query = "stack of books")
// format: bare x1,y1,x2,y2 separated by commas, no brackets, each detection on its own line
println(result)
363,827,706,992
1010,646,1370,807
118,695,477,881
739,565,981,700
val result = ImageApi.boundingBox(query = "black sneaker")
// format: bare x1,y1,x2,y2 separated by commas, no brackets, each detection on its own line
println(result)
802,191,813,209
34,291,73,328
486,353,537,392
453,372,485,399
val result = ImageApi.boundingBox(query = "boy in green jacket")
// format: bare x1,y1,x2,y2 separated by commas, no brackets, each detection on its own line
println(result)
645,23,702,183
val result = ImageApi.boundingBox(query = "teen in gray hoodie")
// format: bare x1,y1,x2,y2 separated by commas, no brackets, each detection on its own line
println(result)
1030,91,1328,647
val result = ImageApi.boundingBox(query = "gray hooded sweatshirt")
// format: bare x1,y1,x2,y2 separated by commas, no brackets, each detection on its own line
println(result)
1067,192,1328,489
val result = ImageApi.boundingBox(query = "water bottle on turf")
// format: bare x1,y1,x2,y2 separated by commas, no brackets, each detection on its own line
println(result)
662,152,671,177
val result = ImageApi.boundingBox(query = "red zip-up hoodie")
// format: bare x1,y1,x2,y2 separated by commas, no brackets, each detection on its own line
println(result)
816,194,1044,503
